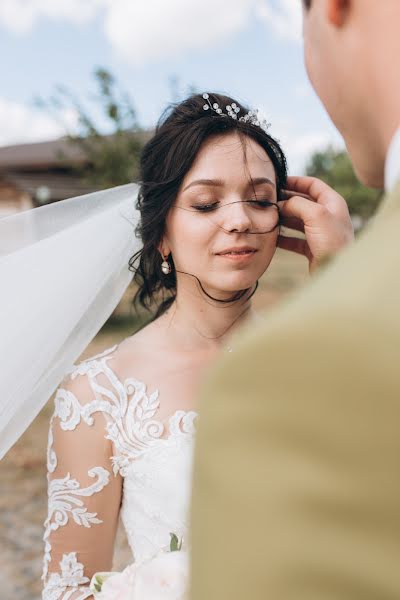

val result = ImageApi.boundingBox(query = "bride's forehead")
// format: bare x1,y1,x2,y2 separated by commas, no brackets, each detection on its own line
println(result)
186,134,275,180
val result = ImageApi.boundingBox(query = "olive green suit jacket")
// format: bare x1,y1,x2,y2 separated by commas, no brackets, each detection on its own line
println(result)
190,184,400,599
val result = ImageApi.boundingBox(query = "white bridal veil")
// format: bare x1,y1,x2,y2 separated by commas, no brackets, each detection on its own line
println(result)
0,183,140,459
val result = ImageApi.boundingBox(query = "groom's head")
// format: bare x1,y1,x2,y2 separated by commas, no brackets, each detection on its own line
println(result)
302,0,400,188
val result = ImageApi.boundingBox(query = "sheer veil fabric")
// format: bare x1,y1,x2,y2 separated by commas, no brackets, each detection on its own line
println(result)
0,183,140,459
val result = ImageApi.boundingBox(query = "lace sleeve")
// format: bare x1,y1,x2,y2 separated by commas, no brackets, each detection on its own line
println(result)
42,363,123,600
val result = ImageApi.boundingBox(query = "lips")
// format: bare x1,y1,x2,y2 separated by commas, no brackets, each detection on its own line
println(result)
216,246,257,256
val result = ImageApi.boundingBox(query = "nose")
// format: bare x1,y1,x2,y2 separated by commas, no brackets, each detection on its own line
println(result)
220,200,252,233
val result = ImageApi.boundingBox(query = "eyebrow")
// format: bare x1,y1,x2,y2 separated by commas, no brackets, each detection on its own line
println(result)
182,177,275,193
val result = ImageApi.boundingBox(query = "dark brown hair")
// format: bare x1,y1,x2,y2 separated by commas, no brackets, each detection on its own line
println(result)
129,92,288,318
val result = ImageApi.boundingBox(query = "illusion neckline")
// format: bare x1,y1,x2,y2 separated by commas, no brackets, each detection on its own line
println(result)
80,342,199,443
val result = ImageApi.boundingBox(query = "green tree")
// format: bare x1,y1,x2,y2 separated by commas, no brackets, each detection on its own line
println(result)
305,147,383,223
37,67,146,187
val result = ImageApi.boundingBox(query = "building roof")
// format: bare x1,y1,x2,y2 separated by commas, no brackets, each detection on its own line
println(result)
0,131,152,170
0,138,85,169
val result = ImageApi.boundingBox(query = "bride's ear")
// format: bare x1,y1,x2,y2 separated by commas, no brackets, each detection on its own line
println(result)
158,240,171,259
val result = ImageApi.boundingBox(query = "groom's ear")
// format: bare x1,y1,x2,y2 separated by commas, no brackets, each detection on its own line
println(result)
326,0,351,27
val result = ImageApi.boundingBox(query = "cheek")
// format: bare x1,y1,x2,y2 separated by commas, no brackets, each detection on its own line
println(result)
304,37,320,92
168,213,216,260
303,21,328,99
258,231,278,263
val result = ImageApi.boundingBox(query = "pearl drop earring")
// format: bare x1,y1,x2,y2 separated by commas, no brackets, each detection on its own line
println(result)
161,256,171,275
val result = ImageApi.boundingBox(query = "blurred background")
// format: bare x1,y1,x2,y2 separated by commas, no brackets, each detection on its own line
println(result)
0,1,383,598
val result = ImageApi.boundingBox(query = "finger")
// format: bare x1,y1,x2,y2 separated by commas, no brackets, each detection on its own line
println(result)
286,175,348,213
286,175,336,198
281,189,313,202
277,234,308,257
279,215,305,233
279,197,328,225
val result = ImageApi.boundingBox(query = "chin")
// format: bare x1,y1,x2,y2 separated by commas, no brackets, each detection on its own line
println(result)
207,273,258,296
355,164,384,189
351,159,384,189
346,142,385,189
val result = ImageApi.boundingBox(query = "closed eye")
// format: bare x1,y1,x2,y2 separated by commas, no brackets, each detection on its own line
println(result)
191,202,219,212
246,199,276,208
190,199,276,212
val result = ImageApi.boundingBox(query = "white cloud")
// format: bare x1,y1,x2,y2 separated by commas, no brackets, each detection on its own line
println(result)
103,0,257,66
255,0,302,43
0,98,78,146
0,0,302,65
0,0,106,34
102,0,303,65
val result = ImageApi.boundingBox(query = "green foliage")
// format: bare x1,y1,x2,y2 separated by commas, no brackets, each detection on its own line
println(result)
169,532,183,552
305,147,383,221
37,67,145,187
94,574,105,592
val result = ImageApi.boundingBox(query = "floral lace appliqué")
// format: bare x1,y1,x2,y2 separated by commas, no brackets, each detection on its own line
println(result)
43,552,92,600
52,345,197,477
42,342,198,598
42,466,110,582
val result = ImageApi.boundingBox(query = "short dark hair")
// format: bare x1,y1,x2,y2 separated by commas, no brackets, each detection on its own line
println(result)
303,0,312,8
129,92,288,317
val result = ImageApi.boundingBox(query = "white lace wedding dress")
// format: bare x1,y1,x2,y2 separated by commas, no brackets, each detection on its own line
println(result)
41,344,198,599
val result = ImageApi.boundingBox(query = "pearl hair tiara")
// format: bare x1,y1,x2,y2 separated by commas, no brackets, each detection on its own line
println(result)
202,93,271,134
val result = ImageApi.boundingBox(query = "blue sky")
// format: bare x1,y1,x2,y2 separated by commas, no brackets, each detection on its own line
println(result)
0,0,344,173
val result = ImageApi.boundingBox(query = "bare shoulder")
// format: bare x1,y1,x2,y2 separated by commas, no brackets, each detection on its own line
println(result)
116,318,163,358
102,317,169,383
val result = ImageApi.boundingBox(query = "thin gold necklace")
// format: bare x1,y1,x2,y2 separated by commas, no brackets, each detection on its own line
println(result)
192,304,251,353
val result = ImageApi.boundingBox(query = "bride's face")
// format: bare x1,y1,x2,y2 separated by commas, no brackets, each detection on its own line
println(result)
162,132,279,297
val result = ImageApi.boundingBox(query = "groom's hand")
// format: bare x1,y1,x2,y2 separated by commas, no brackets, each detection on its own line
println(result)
277,175,354,273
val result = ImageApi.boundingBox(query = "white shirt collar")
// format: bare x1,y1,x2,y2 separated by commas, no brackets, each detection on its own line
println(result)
384,126,400,192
